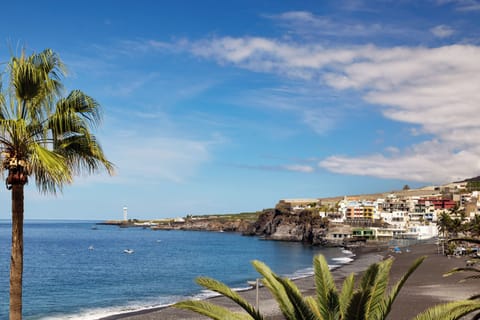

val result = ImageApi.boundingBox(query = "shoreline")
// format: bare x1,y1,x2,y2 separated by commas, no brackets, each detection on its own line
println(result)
101,241,480,320
100,245,385,320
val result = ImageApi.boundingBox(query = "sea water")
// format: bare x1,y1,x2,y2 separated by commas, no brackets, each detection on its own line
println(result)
0,221,354,319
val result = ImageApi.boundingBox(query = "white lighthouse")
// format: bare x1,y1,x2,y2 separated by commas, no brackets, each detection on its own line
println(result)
123,206,128,221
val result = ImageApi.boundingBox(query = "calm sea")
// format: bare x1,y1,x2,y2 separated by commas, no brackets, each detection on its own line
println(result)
0,221,353,319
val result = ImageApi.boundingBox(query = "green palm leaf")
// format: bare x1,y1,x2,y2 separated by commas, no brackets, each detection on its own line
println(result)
364,258,392,320
380,256,426,319
344,290,368,320
252,260,296,320
29,143,72,193
338,273,355,319
412,300,480,320
313,254,338,320
305,296,321,319
444,267,480,277
275,275,318,320
175,300,253,320
195,277,264,320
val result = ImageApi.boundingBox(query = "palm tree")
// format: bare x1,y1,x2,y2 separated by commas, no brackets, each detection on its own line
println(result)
438,212,452,238
176,254,480,320
466,215,480,238
0,49,113,320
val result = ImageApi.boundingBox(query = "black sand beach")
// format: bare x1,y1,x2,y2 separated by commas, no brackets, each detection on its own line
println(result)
102,243,479,320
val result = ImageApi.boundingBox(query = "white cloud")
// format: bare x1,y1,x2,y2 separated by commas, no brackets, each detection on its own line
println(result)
184,35,480,183
430,25,455,38
320,142,480,183
282,164,315,173
266,11,400,39
105,135,219,184
437,0,480,11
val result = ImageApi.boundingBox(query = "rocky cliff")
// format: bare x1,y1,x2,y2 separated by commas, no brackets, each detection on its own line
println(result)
243,207,328,245
174,218,252,232
151,217,253,233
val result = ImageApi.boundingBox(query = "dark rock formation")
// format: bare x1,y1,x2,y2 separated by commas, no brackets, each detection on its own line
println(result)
243,208,328,245
177,218,252,233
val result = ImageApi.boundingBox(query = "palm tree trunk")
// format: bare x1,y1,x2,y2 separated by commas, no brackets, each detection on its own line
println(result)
10,184,24,320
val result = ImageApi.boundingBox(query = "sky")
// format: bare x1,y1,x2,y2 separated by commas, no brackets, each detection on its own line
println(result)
0,0,479,220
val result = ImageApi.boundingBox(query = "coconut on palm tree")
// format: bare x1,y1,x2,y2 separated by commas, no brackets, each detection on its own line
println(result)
0,48,113,320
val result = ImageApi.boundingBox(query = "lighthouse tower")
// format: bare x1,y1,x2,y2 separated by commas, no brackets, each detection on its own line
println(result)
123,206,128,221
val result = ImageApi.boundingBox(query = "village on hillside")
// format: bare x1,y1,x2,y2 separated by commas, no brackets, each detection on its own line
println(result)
278,178,480,246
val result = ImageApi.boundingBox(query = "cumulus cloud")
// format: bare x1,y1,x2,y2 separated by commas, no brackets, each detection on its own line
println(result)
320,141,480,183
185,35,480,183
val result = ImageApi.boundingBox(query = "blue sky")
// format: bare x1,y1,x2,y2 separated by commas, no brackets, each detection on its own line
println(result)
0,0,479,220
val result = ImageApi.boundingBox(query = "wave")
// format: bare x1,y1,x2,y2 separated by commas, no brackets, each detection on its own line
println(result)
38,252,357,320
37,297,181,320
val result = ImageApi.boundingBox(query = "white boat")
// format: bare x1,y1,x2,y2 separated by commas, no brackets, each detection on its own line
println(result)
88,245,94,250
123,249,134,254
342,249,354,256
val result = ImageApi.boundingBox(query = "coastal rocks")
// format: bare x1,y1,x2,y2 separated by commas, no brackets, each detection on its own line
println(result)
180,219,252,232
152,218,253,233
243,208,328,245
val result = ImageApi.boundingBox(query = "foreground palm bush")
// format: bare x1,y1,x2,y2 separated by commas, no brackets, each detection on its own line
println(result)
175,255,480,320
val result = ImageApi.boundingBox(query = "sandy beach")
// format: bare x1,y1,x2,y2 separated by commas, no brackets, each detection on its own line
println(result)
102,242,479,320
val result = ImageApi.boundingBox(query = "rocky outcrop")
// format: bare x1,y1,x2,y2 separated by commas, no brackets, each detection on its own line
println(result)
243,208,328,245
153,218,252,233
179,219,252,232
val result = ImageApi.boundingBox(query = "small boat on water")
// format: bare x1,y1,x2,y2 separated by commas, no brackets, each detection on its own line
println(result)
123,249,134,254
88,245,94,250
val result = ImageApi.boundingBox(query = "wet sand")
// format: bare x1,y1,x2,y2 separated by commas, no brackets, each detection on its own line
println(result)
102,243,479,320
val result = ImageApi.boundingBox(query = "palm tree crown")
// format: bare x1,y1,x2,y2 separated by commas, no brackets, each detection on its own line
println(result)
1,48,113,191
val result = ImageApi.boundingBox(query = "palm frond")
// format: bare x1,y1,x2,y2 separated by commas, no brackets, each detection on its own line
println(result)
469,294,480,300
175,300,253,320
344,290,368,320
412,300,480,320
364,258,392,320
252,260,296,320
55,133,114,175
304,296,321,319
339,273,355,319
313,255,338,320
444,267,480,277
381,256,425,319
195,277,264,320
275,275,318,320
29,143,72,193
0,91,6,120
460,275,480,282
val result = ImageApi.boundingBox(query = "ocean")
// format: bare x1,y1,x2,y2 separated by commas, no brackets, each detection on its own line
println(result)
0,221,354,319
